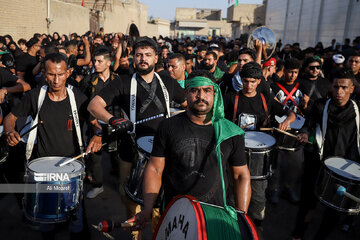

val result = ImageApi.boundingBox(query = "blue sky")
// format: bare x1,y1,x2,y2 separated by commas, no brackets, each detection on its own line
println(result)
138,0,263,21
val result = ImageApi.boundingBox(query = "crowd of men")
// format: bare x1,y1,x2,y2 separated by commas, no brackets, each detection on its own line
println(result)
0,29,360,240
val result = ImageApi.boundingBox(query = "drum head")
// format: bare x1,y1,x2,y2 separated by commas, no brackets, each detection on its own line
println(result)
137,136,154,154
154,195,205,240
245,131,276,150
28,156,84,178
325,157,360,181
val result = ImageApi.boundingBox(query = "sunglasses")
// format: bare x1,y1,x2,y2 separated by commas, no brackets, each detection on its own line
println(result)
309,66,321,70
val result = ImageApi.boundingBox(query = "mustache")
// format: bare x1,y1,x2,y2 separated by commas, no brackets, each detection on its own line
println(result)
194,99,209,105
139,61,149,66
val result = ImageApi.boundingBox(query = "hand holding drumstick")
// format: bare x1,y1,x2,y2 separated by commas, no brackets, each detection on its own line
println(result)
296,133,310,144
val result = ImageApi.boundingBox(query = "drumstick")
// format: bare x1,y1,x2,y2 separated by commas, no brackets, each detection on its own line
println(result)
240,122,254,129
20,121,43,138
111,114,165,133
273,127,312,144
171,110,185,115
58,152,87,167
58,143,107,167
134,113,164,125
336,185,360,203
260,127,292,131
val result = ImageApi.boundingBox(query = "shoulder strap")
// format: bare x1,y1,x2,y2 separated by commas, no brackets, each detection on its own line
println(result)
154,72,170,118
25,85,48,161
232,92,239,123
130,73,137,133
317,98,330,160
67,87,84,154
351,100,360,157
260,93,269,117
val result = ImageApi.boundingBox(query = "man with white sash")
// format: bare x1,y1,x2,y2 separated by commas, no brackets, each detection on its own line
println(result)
88,37,186,239
4,53,99,239
292,68,360,240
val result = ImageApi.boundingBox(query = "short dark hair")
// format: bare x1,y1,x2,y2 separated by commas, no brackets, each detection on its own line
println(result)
17,38,27,45
284,58,301,70
349,53,360,58
188,70,216,83
206,51,217,60
133,36,158,55
333,68,355,85
44,53,68,69
65,40,78,52
303,56,322,68
197,45,207,52
168,53,185,63
184,53,194,61
238,48,256,61
240,62,263,79
94,47,111,60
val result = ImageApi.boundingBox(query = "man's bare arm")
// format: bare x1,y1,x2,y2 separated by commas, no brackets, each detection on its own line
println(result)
232,165,251,212
133,156,165,229
87,95,113,123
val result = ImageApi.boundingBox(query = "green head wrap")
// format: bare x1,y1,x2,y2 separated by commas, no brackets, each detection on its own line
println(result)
186,76,245,220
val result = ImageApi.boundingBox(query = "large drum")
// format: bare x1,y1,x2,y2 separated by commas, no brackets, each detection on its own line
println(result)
275,115,305,151
24,156,85,223
315,157,360,214
244,131,276,180
125,136,162,206
153,195,259,240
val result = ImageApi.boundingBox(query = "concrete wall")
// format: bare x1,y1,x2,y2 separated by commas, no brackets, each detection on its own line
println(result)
0,0,48,42
0,0,164,42
266,0,360,48
49,0,89,36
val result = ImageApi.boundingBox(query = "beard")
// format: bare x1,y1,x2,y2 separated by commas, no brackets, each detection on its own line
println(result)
135,62,155,75
203,64,214,71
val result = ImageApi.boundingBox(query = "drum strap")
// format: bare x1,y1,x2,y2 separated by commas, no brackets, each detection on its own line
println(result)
351,100,360,157
275,82,304,116
260,93,269,126
317,99,360,160
25,85,47,161
25,85,84,161
130,73,170,133
67,86,84,154
232,92,239,123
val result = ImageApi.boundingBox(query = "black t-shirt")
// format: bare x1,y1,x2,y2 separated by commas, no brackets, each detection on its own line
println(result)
98,72,185,137
12,86,88,158
224,91,287,130
15,53,38,88
271,80,304,114
0,67,18,88
151,112,246,206
299,76,331,114
304,98,360,162
83,72,122,120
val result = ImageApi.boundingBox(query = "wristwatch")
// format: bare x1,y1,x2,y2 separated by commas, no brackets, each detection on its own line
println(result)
95,129,103,137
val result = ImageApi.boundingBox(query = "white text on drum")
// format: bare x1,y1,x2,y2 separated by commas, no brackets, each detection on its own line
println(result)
34,173,70,182
165,214,189,239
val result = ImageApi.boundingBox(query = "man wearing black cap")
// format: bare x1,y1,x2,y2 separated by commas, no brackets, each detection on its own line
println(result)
300,56,331,113
88,36,186,240
224,62,295,234
15,37,41,88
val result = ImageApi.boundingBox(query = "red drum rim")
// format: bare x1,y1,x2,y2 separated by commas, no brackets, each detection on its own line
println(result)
152,195,207,240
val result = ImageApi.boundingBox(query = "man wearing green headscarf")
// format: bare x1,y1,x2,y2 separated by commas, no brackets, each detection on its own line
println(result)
132,70,251,230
